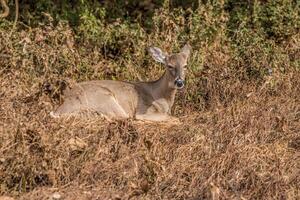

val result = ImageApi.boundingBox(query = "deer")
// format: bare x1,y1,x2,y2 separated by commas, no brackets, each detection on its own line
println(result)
50,44,192,122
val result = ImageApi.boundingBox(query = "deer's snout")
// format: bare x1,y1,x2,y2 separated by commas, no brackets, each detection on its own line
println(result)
174,78,185,89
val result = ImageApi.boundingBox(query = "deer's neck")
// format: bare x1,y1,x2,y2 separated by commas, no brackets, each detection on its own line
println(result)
149,70,177,106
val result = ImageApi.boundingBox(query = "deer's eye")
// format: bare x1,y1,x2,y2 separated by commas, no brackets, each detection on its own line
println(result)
168,65,174,70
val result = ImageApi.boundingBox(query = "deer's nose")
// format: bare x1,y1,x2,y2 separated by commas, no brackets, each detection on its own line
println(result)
174,78,185,89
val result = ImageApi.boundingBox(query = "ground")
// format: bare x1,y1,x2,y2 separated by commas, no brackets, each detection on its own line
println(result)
0,1,300,199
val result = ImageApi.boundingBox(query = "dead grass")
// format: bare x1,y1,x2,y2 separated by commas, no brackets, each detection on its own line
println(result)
0,19,300,200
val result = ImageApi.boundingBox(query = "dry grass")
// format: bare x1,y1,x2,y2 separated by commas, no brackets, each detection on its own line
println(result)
0,16,300,200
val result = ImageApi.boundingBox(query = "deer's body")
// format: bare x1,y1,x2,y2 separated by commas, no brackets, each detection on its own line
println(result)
51,44,191,122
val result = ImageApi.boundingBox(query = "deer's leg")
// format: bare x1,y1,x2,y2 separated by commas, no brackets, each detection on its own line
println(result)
135,113,180,123
92,96,130,120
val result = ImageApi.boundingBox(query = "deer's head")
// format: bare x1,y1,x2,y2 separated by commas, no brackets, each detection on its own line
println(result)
149,44,192,89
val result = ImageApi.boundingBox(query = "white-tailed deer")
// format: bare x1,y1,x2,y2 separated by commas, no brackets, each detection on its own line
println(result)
50,44,192,122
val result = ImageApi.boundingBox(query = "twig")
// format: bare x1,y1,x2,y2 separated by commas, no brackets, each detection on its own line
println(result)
8,0,19,38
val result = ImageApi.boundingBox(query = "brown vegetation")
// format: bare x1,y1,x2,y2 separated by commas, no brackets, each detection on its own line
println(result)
0,0,9,18
0,1,300,199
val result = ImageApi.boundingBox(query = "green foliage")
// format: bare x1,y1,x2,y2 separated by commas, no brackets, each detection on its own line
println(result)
15,1,299,45
229,0,299,40
254,0,300,41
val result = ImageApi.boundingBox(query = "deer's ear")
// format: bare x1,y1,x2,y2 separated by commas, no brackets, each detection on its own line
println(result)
181,43,192,58
148,47,168,64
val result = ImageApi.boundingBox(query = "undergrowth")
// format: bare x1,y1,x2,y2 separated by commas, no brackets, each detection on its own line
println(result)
0,0,299,199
